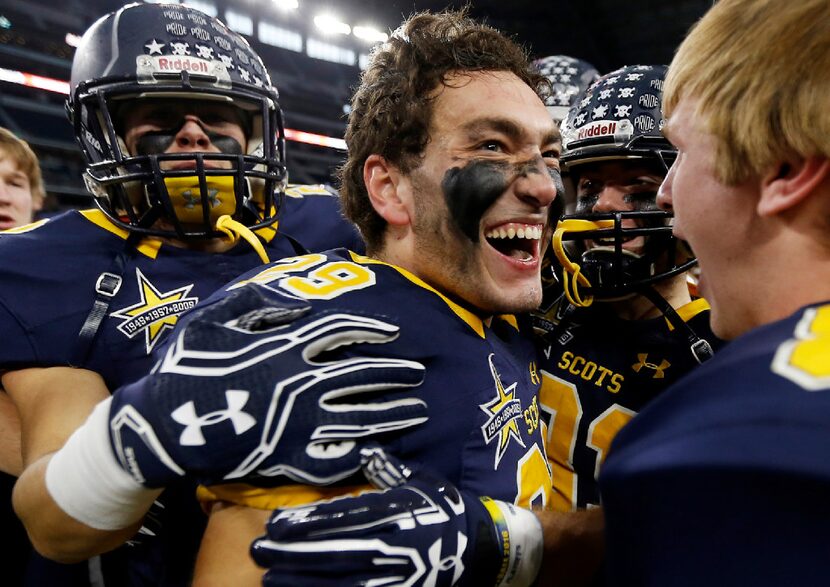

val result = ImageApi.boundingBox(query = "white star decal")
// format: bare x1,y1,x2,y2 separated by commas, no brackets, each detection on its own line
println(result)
592,104,608,119
145,39,165,55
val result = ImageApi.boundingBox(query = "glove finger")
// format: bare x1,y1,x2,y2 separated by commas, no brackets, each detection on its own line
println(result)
254,537,415,585
360,445,412,489
291,357,425,398
194,283,309,327
160,316,411,378
263,489,421,541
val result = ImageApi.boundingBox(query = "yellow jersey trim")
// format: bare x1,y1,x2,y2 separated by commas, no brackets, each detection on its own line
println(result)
196,482,373,510
80,209,163,259
347,251,488,338
80,208,278,257
666,297,711,330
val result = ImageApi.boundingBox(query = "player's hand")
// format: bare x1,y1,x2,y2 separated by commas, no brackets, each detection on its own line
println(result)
106,283,428,488
250,448,544,587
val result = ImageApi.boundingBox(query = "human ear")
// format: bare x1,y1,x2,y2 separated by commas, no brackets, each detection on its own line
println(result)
757,156,830,217
363,154,411,226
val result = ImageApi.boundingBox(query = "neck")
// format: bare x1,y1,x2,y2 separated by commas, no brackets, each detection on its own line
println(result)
608,274,692,320
157,234,237,253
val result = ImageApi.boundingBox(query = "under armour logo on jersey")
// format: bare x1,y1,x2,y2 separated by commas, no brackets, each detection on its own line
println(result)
631,354,671,379
171,390,256,446
529,361,540,386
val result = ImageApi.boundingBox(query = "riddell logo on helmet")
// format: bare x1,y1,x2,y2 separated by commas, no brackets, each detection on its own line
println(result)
577,121,617,140
155,56,210,74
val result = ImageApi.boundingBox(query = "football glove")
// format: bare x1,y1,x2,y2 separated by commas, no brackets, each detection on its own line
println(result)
107,283,428,488
250,447,544,587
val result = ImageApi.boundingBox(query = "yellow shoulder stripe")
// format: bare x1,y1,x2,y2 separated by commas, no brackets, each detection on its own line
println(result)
347,251,486,338
284,183,332,198
665,297,712,330
79,209,163,259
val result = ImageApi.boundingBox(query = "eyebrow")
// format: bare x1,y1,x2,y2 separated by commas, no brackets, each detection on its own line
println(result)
461,117,561,148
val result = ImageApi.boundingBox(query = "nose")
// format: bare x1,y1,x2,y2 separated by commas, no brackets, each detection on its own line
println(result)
173,115,211,150
515,158,559,209
657,164,674,212
592,184,628,213
0,180,11,203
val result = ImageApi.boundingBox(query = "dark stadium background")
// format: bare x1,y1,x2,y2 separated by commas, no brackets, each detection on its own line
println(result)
0,0,712,212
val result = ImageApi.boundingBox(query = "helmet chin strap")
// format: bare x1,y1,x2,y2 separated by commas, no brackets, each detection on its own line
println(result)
551,218,616,308
636,285,714,364
215,215,271,264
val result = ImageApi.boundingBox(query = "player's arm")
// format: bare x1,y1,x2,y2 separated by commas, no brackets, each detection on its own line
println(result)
536,507,605,587
0,390,22,475
12,285,427,566
194,502,271,587
251,449,604,587
5,366,144,561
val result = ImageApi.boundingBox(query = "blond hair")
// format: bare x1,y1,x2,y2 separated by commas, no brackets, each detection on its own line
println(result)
664,0,830,184
0,127,45,205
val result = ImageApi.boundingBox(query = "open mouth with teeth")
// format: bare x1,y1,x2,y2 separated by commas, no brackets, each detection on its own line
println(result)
587,232,645,254
485,222,543,262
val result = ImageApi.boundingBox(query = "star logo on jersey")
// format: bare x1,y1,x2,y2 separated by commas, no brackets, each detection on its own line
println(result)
631,353,671,379
111,269,199,353
480,354,526,469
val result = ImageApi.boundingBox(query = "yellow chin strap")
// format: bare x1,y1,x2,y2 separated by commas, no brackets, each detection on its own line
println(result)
216,215,271,264
551,218,615,308
163,176,272,264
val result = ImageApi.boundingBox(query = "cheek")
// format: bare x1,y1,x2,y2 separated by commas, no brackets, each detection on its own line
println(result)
441,160,510,243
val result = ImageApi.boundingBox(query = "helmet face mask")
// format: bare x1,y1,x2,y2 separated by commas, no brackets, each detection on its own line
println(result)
69,2,287,239
546,65,696,307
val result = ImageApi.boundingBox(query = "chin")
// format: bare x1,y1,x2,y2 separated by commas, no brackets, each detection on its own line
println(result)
478,286,542,315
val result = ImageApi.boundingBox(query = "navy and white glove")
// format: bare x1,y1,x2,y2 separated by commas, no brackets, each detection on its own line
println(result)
250,448,544,587
45,285,427,531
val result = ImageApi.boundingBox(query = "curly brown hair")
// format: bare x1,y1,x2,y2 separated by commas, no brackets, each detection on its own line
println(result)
338,9,549,252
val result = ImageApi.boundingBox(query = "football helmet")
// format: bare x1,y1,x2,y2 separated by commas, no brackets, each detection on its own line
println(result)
552,64,695,306
533,55,600,124
68,2,287,239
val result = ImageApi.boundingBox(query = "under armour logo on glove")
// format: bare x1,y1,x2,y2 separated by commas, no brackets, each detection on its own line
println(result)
172,390,257,446
251,449,544,587
106,284,429,488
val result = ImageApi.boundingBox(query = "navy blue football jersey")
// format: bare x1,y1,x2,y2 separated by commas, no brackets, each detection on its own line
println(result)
535,298,721,510
0,191,362,587
193,249,552,510
600,302,830,586
278,184,365,255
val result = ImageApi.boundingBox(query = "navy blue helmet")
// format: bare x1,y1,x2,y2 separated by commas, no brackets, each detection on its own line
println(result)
552,65,695,304
533,55,600,124
68,2,287,239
